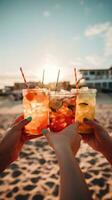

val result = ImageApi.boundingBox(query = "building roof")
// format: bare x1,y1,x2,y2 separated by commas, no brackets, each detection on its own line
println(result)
79,66,112,71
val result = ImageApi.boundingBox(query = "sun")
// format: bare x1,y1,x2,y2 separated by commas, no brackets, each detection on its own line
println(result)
44,65,60,83
36,54,64,83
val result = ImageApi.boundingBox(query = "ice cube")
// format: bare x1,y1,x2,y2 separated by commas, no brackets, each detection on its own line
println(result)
80,87,89,91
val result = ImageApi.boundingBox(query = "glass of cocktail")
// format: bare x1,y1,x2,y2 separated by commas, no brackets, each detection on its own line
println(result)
49,91,76,132
23,88,49,135
75,88,97,134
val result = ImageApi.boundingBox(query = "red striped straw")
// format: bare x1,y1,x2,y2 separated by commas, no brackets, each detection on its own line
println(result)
20,67,29,88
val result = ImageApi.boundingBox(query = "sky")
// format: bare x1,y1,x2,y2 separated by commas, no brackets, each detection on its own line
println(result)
0,0,112,83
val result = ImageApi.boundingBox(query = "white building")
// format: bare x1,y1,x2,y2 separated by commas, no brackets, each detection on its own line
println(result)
80,67,112,91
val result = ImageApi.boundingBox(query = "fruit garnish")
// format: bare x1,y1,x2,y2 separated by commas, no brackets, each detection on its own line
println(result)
50,100,63,112
50,107,57,112
79,103,88,106
68,104,75,110
26,92,34,101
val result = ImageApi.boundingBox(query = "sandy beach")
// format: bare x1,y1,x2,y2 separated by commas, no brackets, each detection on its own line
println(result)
0,93,112,200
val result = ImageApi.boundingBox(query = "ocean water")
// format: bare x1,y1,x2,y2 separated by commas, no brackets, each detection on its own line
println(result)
0,76,19,89
0,76,38,89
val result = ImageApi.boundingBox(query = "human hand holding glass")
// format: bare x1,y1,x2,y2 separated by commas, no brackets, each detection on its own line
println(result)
43,124,91,200
0,115,40,173
82,118,112,165
43,123,81,156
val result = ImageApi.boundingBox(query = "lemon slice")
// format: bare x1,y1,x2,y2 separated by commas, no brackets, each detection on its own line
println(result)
79,103,88,107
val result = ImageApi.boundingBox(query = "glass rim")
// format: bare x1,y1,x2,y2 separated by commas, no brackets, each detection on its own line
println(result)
49,92,76,97
76,89,97,94
22,88,48,91
22,88,97,95
49,88,97,96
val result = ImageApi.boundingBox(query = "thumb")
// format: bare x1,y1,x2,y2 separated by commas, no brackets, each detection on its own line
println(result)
42,128,52,145
15,116,32,129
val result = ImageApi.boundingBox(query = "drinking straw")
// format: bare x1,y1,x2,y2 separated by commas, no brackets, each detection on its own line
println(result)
74,68,79,90
76,77,84,86
41,69,45,87
74,68,79,121
74,68,77,84
55,69,60,92
20,67,29,88
74,68,84,86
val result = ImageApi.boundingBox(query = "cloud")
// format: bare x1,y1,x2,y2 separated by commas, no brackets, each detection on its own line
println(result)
85,22,110,37
105,27,112,56
85,55,105,67
43,10,51,17
85,22,112,56
70,54,108,68
70,57,84,67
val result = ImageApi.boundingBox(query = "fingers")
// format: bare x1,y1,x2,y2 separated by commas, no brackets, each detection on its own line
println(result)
22,133,43,142
42,129,52,146
11,114,24,127
15,116,32,130
42,129,50,138
64,122,79,133
65,123,75,131
94,118,100,123
83,118,102,130
15,114,24,124
75,121,80,132
43,123,79,137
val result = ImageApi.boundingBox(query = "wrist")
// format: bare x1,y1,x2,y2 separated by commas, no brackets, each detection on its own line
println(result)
54,144,73,161
54,142,71,153
101,136,112,164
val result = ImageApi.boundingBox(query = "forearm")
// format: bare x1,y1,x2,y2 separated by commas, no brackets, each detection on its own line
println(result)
0,149,11,173
101,136,112,165
55,145,91,200
0,141,13,173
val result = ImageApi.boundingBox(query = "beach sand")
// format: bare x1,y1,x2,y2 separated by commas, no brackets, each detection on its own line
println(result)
0,94,112,200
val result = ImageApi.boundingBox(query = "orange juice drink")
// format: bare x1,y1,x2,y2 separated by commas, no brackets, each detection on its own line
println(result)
49,92,76,132
75,88,97,134
23,89,49,135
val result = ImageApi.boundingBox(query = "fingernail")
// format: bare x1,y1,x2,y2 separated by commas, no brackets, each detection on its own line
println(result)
42,129,48,135
26,116,32,121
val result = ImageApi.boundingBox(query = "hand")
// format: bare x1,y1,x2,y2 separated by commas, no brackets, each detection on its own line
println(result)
0,115,40,171
13,115,43,141
43,125,91,200
82,119,112,158
44,123,81,156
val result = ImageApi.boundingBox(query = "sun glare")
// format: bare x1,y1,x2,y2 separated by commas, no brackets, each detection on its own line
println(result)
37,54,64,83
44,65,61,83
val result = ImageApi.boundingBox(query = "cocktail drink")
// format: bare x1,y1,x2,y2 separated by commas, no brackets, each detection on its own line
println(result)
49,92,76,132
23,89,49,135
75,88,97,134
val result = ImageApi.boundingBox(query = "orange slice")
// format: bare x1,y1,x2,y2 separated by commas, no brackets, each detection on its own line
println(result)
26,92,34,101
